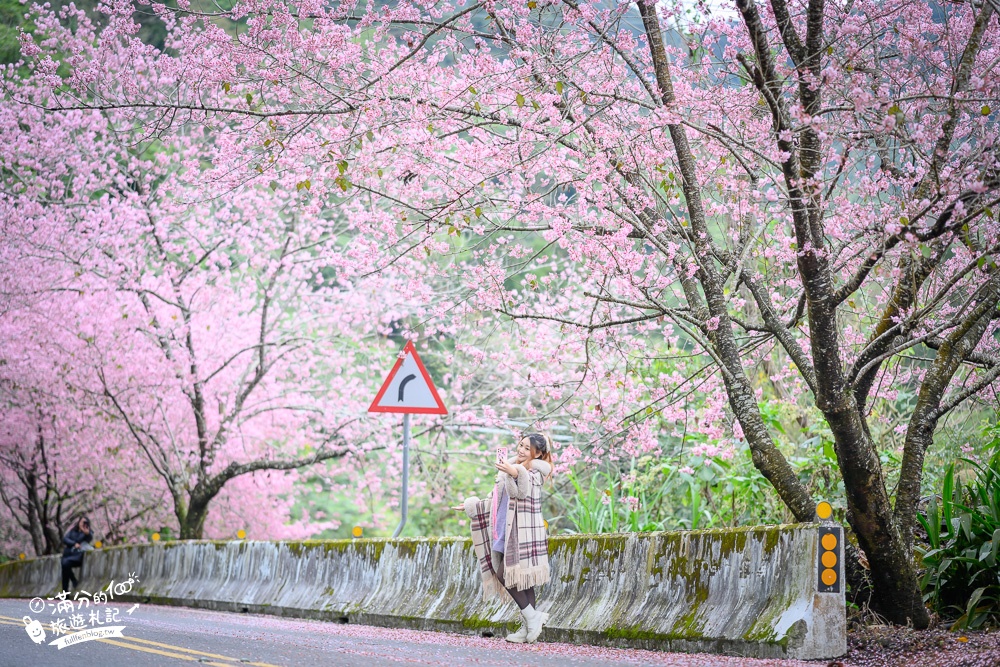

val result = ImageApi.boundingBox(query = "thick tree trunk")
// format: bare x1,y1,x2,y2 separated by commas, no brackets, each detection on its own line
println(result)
824,393,929,626
43,524,61,556
731,0,934,628
179,500,209,540
25,494,46,557
170,486,193,539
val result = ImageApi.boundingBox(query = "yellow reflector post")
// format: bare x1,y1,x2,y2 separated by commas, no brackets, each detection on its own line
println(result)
237,529,246,539
816,501,833,520
94,541,102,549
18,553,26,560
352,526,363,538
817,526,843,594
151,532,160,542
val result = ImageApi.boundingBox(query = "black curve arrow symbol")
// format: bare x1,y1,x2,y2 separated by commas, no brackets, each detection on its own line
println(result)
398,374,417,402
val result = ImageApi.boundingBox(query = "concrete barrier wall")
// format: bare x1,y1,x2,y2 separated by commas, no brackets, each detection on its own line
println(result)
0,524,845,659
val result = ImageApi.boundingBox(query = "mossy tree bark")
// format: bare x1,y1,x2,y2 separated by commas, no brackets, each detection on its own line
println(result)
630,0,1000,628
174,448,349,540
731,0,998,627
634,0,819,526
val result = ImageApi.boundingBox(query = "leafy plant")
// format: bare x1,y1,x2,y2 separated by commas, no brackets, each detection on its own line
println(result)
917,447,1000,629
560,468,612,534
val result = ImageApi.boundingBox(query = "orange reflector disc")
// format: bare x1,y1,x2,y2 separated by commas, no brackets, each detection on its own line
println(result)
822,568,837,586
822,551,838,568
821,533,837,550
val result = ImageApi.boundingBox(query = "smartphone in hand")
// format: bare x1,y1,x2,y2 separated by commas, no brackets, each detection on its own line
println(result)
496,446,508,465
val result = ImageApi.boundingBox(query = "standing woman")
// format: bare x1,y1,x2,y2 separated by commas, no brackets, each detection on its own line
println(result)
454,433,553,643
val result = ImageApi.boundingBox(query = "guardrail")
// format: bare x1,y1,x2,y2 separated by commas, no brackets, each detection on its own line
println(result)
0,524,846,659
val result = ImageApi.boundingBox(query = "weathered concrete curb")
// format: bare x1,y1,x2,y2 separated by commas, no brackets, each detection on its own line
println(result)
0,524,845,659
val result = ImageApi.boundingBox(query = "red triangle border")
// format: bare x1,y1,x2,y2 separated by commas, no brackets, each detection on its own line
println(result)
368,340,448,414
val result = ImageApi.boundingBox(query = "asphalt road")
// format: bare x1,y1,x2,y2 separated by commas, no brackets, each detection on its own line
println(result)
0,598,817,667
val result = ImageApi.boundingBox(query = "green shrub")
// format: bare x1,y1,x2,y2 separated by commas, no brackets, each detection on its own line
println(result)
917,449,1000,629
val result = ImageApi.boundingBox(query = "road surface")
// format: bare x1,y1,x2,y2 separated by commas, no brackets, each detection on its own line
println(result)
0,598,817,667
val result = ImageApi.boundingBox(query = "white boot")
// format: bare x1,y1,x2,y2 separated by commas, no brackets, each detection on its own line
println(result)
522,605,547,643
505,618,528,643
506,606,544,643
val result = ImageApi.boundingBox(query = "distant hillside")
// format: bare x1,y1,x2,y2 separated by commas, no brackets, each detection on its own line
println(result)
2,0,654,66
2,0,180,65
3,1,696,84
0,0,30,63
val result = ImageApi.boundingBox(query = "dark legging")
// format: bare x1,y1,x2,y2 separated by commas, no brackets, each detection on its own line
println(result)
495,557,536,610
61,564,78,592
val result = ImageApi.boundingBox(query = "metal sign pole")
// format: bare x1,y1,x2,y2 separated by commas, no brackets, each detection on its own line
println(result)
392,413,412,538
369,341,445,539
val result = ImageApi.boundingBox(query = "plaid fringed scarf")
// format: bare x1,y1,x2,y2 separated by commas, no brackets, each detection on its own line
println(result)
464,460,551,600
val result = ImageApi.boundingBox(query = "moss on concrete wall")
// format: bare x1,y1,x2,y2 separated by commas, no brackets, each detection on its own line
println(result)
0,525,843,659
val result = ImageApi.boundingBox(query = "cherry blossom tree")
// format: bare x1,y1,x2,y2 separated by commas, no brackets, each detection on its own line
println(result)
0,49,416,540
9,0,1000,625
0,382,168,556
1,27,587,544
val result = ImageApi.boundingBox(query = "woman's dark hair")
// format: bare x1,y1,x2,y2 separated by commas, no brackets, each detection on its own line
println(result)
524,432,554,472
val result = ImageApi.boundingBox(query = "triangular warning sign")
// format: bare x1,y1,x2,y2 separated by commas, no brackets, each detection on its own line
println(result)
368,341,448,414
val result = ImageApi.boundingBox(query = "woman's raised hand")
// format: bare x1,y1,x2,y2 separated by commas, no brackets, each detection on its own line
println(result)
495,460,518,477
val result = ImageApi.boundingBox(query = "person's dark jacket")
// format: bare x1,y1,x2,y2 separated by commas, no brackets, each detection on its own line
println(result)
61,527,92,568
